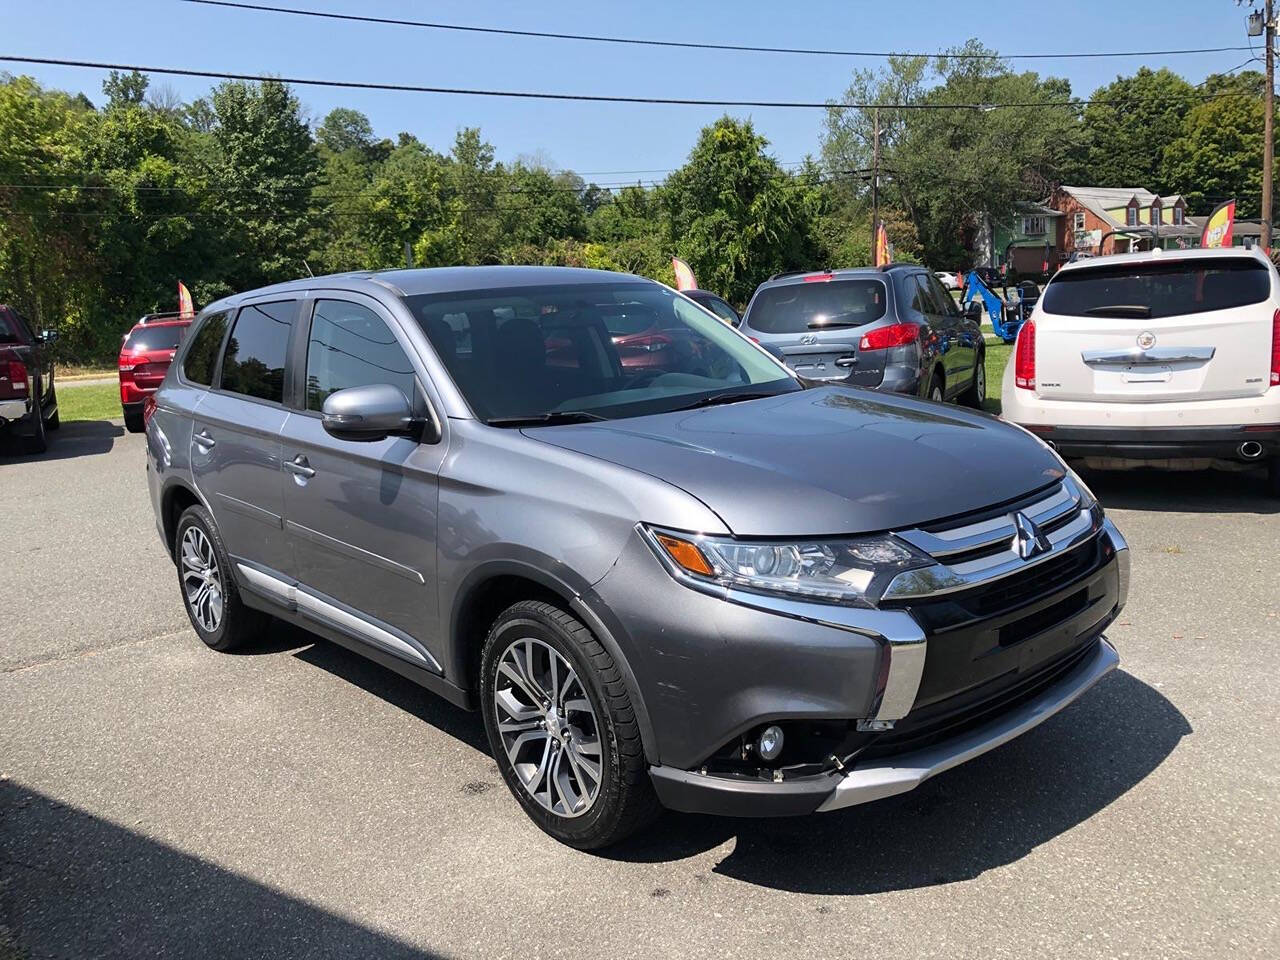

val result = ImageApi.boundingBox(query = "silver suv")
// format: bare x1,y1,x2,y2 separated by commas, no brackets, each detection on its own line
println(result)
146,266,1129,848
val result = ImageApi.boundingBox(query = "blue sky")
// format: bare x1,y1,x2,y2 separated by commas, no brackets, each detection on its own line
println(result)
1,0,1262,180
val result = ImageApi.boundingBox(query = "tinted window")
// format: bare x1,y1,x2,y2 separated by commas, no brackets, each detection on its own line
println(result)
694,294,740,324
1041,259,1271,319
219,301,294,403
0,310,21,345
926,274,960,317
182,312,229,386
306,300,417,411
409,281,793,422
124,324,185,353
746,279,887,333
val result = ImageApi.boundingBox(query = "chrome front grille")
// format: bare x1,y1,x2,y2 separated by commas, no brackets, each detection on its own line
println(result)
884,477,1103,601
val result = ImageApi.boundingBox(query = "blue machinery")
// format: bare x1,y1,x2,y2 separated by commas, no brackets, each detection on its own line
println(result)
960,270,1034,343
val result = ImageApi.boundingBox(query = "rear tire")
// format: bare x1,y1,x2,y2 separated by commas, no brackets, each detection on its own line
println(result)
124,408,145,433
174,505,266,652
480,600,660,849
46,387,60,430
1267,458,1280,498
958,350,986,409
925,370,945,404
23,394,48,454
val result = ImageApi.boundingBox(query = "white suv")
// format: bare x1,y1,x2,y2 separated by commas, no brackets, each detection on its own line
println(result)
1001,247,1280,496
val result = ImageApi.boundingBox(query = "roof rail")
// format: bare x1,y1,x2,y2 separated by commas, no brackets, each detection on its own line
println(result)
766,268,833,282
138,311,188,324
878,263,915,272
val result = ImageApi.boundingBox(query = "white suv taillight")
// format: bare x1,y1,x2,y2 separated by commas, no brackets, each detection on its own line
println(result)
1271,308,1279,386
1014,319,1036,390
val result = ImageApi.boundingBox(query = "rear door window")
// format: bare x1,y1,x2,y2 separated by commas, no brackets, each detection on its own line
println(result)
123,325,185,353
1042,258,1272,318
305,300,417,411
746,279,887,333
218,301,295,403
182,312,230,386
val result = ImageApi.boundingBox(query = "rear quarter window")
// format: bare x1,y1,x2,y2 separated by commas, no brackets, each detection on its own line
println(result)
182,312,230,386
1042,258,1272,319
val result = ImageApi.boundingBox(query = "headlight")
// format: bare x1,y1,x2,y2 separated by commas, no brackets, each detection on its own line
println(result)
642,525,934,606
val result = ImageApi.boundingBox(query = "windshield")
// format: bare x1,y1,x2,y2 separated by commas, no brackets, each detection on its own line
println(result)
1042,258,1271,319
124,324,185,352
745,279,887,333
405,281,796,423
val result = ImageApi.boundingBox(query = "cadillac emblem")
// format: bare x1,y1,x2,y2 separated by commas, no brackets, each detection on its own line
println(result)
1136,331,1157,350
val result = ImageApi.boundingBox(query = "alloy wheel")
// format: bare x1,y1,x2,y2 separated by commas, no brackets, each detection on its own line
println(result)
180,526,224,633
493,637,603,818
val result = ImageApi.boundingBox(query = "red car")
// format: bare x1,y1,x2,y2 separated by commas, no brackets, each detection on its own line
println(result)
119,314,191,433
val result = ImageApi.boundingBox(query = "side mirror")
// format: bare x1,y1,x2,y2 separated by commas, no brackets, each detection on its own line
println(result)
963,301,983,323
321,383,424,443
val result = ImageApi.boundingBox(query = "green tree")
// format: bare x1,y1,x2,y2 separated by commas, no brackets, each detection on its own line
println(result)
316,107,374,155
1162,71,1270,216
1067,67,1196,190
102,70,148,109
823,42,1082,267
662,116,823,303
205,79,319,288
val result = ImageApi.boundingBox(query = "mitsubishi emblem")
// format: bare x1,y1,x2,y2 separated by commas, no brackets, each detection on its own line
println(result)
1012,511,1050,560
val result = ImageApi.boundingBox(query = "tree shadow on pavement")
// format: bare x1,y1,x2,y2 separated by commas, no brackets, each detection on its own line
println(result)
0,781,446,960
1078,464,1278,515
605,671,1190,894
0,420,123,464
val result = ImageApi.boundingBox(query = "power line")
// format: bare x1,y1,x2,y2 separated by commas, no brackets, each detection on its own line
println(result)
180,0,1255,62
0,55,1249,111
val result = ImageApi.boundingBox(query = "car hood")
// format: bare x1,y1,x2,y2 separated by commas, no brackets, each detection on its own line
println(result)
526,386,1065,536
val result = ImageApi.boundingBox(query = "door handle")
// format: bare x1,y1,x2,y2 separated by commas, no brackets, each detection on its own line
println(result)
834,356,857,368
193,429,215,449
284,455,316,479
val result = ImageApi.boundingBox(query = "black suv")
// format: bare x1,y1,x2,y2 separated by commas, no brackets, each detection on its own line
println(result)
0,305,58,453
739,266,986,405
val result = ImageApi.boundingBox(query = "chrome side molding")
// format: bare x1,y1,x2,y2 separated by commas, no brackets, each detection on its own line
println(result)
235,563,442,673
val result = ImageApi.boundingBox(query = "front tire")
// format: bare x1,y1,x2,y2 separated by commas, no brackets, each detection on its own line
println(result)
480,601,660,849
46,387,60,430
124,408,145,433
174,505,265,651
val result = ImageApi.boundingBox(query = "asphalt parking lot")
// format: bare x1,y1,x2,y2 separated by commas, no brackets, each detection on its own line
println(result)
2,422,1278,959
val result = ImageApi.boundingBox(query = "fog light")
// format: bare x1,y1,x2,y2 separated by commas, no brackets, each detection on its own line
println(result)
757,725,784,761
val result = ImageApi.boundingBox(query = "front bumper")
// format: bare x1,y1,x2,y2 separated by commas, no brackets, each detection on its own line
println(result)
1020,423,1280,461
651,637,1119,816
591,514,1129,817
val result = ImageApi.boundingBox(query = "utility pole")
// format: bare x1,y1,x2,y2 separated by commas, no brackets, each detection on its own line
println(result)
870,108,881,262
1265,0,1275,251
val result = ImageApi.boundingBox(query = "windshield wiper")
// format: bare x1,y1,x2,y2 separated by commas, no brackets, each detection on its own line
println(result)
671,390,779,412
1084,304,1152,318
486,411,608,428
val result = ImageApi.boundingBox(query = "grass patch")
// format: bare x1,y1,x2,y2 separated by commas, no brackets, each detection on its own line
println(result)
982,337,1012,415
58,382,121,423
58,363,116,381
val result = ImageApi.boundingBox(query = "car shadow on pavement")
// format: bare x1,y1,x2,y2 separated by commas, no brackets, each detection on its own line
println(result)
1079,465,1278,514
292,637,489,753
0,780,447,959
606,670,1190,894
0,420,124,463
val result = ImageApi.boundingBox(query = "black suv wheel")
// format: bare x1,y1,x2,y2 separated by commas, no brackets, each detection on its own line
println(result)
480,601,660,849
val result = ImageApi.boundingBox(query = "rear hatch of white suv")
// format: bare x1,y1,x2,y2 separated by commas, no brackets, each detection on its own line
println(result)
1033,252,1276,403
